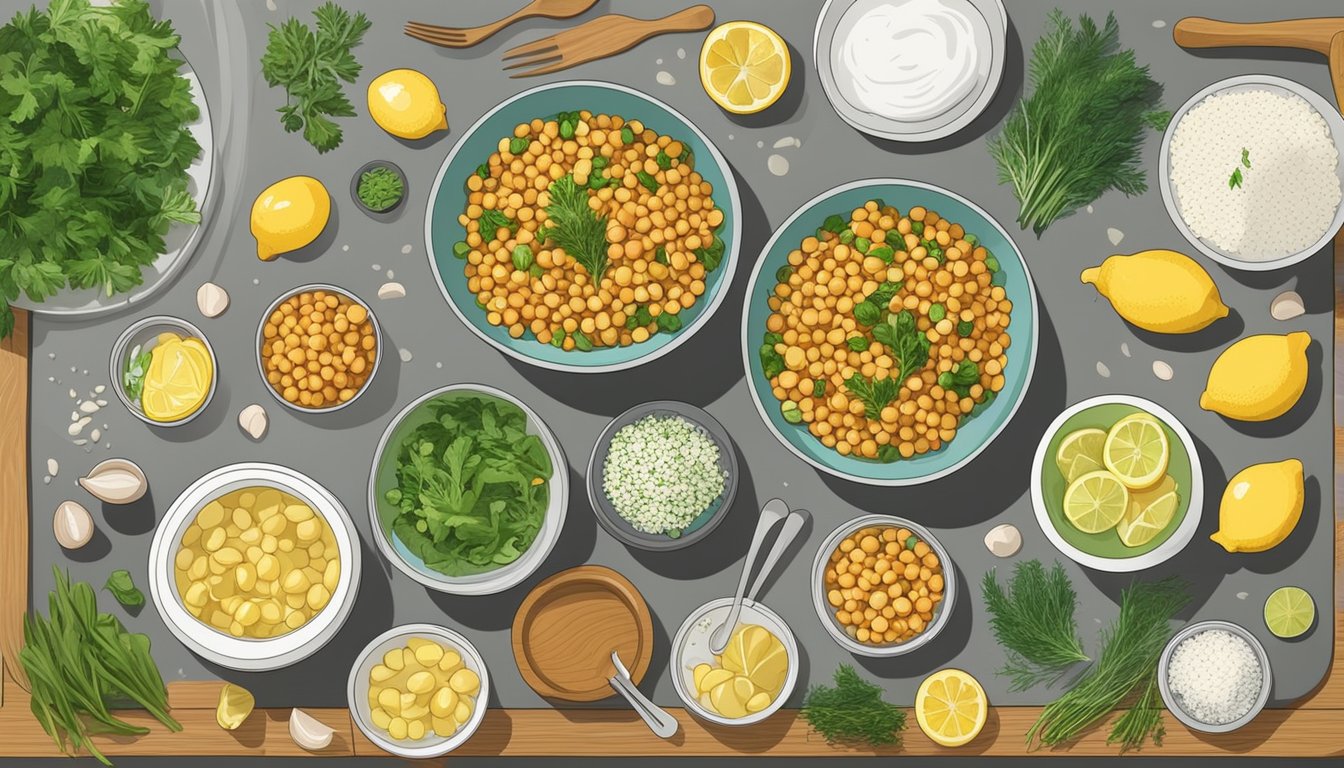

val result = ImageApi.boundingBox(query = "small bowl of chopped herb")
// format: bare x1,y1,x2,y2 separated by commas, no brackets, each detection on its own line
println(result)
1158,619,1272,733
587,401,738,551
352,160,408,217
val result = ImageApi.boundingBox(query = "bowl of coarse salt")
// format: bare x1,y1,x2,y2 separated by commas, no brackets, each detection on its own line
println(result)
1158,620,1272,733
1160,75,1344,272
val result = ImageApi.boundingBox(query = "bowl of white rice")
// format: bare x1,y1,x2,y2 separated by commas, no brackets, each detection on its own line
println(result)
1160,75,1344,271
1158,619,1272,733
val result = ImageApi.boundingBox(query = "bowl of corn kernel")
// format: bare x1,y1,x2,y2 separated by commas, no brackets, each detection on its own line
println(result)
810,514,956,657
348,624,489,758
148,462,362,671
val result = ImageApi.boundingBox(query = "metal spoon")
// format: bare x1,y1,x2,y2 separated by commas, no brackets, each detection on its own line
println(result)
709,498,795,655
608,650,679,738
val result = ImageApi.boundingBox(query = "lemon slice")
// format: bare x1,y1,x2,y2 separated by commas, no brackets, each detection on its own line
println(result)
1055,427,1106,483
699,21,791,114
916,668,987,748
1264,586,1315,638
1116,475,1179,548
216,683,255,730
1063,470,1129,534
1103,413,1170,490
141,338,213,422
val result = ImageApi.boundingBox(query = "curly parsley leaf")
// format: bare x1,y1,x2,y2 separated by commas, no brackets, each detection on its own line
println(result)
260,2,370,153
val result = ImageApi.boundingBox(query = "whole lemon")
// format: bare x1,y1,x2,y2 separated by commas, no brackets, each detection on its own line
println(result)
1211,459,1304,553
1200,332,1311,421
1080,249,1229,333
250,176,331,261
367,69,448,140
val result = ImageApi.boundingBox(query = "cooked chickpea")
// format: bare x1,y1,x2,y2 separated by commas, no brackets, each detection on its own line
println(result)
367,637,478,742
823,525,945,646
173,486,340,639
260,289,376,409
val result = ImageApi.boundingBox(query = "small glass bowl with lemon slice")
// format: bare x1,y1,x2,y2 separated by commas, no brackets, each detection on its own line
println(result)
110,315,218,428
1031,395,1203,572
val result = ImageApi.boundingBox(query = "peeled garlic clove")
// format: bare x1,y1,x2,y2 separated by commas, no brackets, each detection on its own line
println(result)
197,282,230,318
1270,290,1305,321
239,404,268,440
289,708,334,751
78,458,148,504
54,501,94,549
984,523,1021,558
377,281,406,300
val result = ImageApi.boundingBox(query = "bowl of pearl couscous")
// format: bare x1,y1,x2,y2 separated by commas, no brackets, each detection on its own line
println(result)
426,81,740,373
742,179,1037,486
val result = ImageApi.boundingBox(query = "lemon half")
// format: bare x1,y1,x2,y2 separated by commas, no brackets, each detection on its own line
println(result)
699,21,791,114
141,334,213,422
916,668,987,748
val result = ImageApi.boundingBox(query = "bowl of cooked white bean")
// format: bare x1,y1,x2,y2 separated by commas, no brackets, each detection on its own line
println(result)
742,179,1037,486
425,80,740,373
148,462,362,671
812,514,956,657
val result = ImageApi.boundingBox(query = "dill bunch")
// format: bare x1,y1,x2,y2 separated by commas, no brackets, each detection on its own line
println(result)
1027,576,1188,749
803,665,906,747
981,560,1089,691
1107,672,1166,753
989,10,1168,234
542,175,609,281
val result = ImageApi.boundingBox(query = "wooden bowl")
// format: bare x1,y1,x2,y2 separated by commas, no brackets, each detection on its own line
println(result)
511,565,653,701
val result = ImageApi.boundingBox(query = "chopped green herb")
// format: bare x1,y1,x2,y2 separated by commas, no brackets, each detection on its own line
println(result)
775,265,794,282
846,336,870,352
821,214,848,234
476,164,490,179
550,328,566,347
929,303,946,323
542,175,609,281
695,234,726,271
981,560,1089,691
655,150,672,170
868,244,895,263
844,372,900,419
620,126,635,145
357,167,404,211
1241,147,1252,168
573,331,593,351
636,171,660,193
453,241,471,259
853,300,882,327
509,137,530,154
760,343,785,379
104,570,144,608
802,665,906,747
813,378,827,396
122,345,152,404
839,229,856,244
781,401,803,424
871,310,931,377
958,320,974,336
911,221,925,235
1228,167,1243,190
655,312,682,333
511,244,534,271
854,236,871,254
478,209,517,237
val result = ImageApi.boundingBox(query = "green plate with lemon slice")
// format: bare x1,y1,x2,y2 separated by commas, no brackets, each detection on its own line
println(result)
1031,395,1203,572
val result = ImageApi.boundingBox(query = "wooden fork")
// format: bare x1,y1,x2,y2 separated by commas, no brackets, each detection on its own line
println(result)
502,5,716,78
405,0,597,49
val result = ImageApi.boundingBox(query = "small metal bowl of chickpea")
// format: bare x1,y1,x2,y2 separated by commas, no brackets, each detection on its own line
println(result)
348,624,489,758
148,462,362,671
811,514,956,657
257,284,382,413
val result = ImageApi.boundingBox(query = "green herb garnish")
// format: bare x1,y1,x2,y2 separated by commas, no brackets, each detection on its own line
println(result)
620,126,635,144
843,373,900,419
872,310,931,377
541,175,609,282
260,1,370,153
813,378,826,396
655,150,672,170
802,665,906,747
989,11,1167,234
104,569,144,608
573,331,593,351
357,167,404,211
1228,167,1244,190
695,234,726,271
655,312,682,333
511,244,534,271
982,560,1089,691
846,336,870,352
636,170,660,193
478,209,517,239
1107,672,1166,753
122,344,152,404
760,342,785,379
509,137,530,154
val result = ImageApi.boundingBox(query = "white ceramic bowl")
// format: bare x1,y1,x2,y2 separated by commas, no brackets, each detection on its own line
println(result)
148,463,362,671
348,624,490,758
1030,395,1203,573
255,284,383,414
1158,620,1272,733
811,514,957,657
367,384,568,595
670,597,799,726
1160,74,1344,272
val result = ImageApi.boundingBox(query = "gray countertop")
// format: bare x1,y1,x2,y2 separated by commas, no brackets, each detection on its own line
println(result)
19,0,1336,711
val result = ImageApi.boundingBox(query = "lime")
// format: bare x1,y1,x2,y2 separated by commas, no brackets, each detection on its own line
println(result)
1063,470,1129,534
1264,586,1315,639
1116,475,1179,548
1103,413,1170,489
1055,427,1107,483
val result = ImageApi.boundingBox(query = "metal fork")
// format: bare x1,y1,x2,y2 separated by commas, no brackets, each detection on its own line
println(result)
404,0,597,49
502,5,715,78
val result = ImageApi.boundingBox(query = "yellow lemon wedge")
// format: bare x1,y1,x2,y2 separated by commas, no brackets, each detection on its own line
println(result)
1116,475,1180,548
1102,413,1170,490
251,176,331,261
1063,470,1129,534
1200,332,1311,422
1080,249,1229,333
141,334,213,422
367,69,448,140
1211,459,1304,553
699,21,791,114
916,669,987,748
1055,427,1106,483
216,683,255,730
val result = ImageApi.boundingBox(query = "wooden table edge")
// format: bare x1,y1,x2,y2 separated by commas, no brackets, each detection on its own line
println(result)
1,251,1340,758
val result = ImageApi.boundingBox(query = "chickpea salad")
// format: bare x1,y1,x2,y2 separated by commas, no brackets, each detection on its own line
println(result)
759,200,1013,462
451,110,727,351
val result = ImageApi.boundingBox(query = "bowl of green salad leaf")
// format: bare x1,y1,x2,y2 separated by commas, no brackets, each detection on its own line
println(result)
367,384,568,595
352,160,408,217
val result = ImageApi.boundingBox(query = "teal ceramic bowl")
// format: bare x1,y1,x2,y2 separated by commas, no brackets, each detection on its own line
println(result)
740,179,1037,486
424,81,741,373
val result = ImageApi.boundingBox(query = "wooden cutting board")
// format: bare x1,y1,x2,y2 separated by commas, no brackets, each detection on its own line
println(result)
512,565,653,702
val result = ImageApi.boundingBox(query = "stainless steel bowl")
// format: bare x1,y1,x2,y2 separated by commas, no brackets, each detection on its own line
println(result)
109,314,218,428
255,283,382,414
1158,620,1272,733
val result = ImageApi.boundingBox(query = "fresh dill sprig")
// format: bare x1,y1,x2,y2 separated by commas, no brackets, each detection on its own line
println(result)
1107,672,1166,753
843,373,900,419
802,665,906,747
982,560,1090,691
543,175,610,281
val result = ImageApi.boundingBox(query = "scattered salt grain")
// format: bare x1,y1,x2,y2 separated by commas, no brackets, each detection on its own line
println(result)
94,385,105,395
386,269,395,279
43,476,51,485
1166,629,1262,725
47,458,58,477
401,244,412,254
1121,342,1131,358
1236,591,1249,600
1086,204,1094,214
342,244,349,252
252,278,260,286
372,264,381,271
1096,361,1110,378
656,58,663,65
90,428,101,443
1153,360,1174,381
656,71,676,86
398,348,413,362
69,389,77,399
72,439,88,446
1153,19,1167,28
756,140,764,148
767,154,790,176
773,137,801,149
1107,227,1124,246
677,48,686,59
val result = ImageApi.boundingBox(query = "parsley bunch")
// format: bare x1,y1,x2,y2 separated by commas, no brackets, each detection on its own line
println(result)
260,2,370,153
0,0,202,337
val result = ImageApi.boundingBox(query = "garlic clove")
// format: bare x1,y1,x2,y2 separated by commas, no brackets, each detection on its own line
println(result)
289,708,335,751
54,500,94,549
377,282,406,300
197,282,230,318
984,523,1021,558
1270,290,1305,321
78,458,148,504
238,404,268,441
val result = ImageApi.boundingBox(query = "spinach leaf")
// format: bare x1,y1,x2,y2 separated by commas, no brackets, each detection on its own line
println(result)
104,570,144,608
